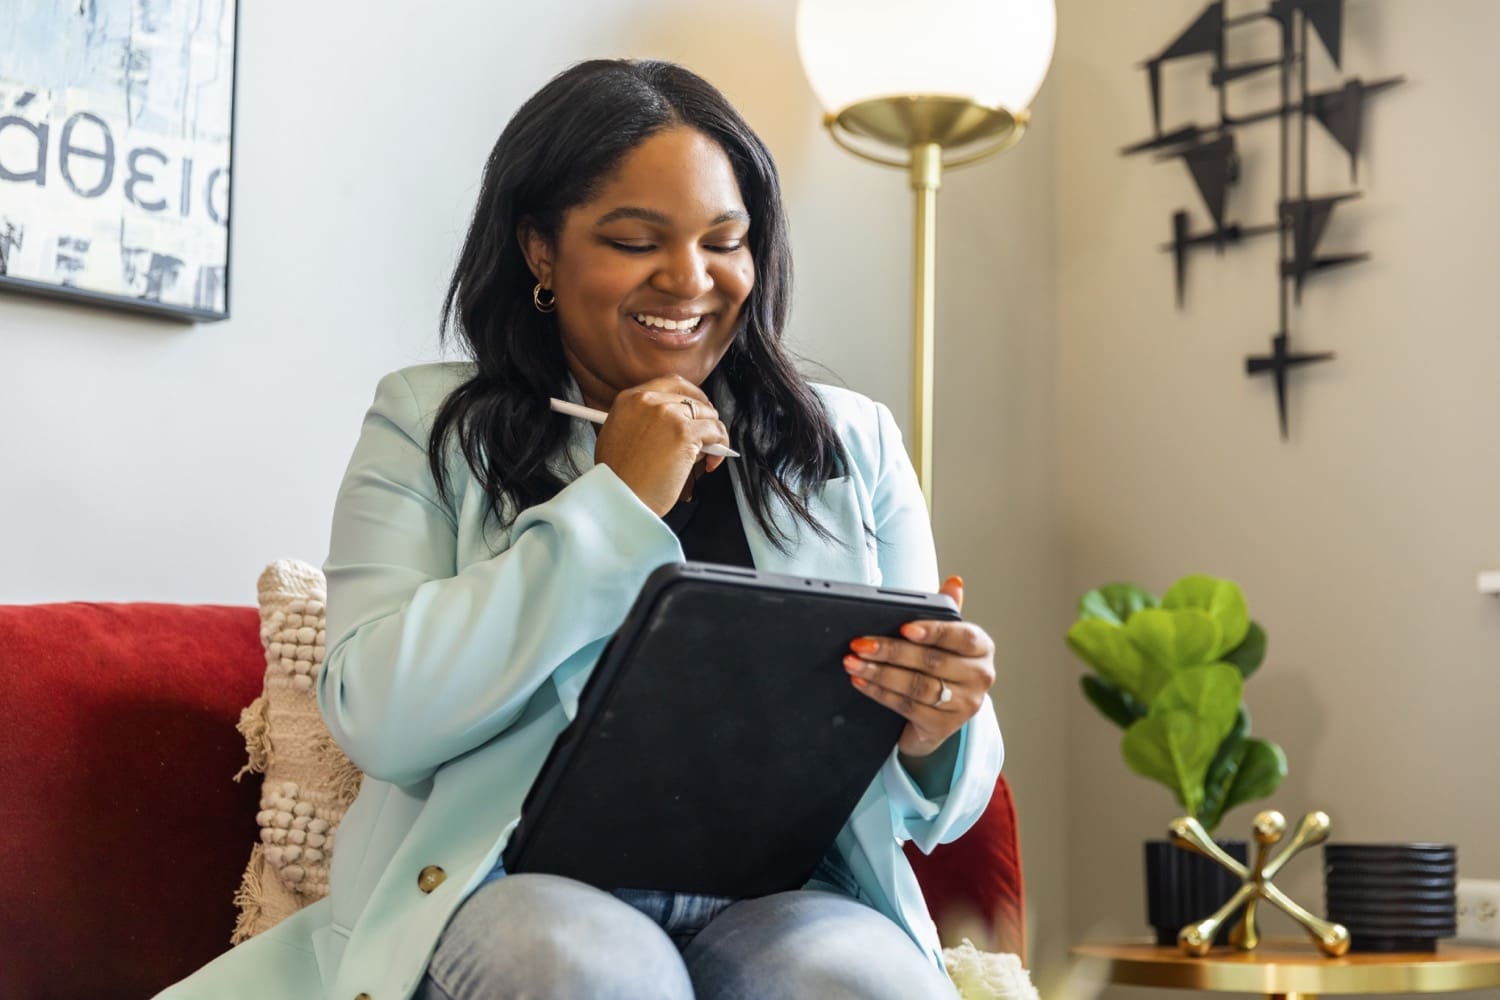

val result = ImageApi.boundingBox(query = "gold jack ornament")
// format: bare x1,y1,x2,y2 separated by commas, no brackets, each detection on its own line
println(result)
1169,810,1351,957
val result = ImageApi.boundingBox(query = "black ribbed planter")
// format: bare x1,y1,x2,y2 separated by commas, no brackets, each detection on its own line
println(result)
1324,842,1457,953
1145,839,1249,946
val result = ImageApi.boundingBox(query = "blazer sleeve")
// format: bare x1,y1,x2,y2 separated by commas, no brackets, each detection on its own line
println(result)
319,371,683,787
865,399,1006,852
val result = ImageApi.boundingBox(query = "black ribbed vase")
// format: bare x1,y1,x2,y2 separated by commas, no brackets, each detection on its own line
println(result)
1145,840,1249,946
1324,843,1457,953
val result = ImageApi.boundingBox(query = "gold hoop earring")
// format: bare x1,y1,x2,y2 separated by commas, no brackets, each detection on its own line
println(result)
532,283,556,313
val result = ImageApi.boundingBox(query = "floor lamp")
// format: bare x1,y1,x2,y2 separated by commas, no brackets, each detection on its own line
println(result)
796,0,1056,511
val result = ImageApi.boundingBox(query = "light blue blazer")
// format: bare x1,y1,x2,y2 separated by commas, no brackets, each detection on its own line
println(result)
159,362,1003,1000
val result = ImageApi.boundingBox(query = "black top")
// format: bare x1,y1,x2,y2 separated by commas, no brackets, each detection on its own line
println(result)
661,467,754,569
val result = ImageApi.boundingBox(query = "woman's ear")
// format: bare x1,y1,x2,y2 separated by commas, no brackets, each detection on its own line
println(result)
517,221,554,288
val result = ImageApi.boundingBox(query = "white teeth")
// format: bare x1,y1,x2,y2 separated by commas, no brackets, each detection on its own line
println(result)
633,313,703,331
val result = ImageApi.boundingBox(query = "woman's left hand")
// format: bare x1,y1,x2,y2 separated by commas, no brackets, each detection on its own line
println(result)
843,576,996,759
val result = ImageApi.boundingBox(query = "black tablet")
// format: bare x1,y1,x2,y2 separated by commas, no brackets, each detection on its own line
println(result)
502,561,961,898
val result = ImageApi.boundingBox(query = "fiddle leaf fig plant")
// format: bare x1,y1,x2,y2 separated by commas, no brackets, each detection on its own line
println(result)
1067,574,1287,832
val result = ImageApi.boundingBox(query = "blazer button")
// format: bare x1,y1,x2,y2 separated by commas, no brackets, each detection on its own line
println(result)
417,865,447,894
355,994,371,1000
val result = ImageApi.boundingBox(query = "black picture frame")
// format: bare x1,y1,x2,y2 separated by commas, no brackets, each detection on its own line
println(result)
0,0,240,323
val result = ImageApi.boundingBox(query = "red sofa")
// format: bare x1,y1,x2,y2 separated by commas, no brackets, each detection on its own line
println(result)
0,601,1024,999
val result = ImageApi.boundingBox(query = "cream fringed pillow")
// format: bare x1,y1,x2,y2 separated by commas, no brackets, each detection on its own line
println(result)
230,560,363,943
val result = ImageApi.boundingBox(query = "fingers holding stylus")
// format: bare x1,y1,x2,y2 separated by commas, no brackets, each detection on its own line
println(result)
593,375,731,515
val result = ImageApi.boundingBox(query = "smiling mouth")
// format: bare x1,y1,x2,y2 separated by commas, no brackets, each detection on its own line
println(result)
630,312,710,345
631,312,704,332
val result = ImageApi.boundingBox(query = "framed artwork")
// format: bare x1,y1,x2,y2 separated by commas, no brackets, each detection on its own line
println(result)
0,0,239,322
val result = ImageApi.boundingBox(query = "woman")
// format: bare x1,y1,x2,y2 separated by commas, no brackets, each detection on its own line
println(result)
161,59,1002,999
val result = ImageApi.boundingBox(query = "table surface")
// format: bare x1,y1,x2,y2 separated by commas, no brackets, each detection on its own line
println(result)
1071,940,1500,994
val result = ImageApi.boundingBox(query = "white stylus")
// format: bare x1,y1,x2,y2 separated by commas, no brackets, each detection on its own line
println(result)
548,397,741,459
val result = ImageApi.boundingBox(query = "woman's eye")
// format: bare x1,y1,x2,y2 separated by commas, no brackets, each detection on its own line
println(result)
608,241,654,254
706,242,745,254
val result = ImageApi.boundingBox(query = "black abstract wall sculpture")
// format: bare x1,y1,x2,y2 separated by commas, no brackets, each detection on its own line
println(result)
1123,0,1402,438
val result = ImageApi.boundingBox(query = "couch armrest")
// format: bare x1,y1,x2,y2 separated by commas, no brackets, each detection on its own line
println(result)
907,772,1026,956
0,603,264,1000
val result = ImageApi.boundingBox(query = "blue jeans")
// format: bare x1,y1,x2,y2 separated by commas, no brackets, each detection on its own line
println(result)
415,865,956,999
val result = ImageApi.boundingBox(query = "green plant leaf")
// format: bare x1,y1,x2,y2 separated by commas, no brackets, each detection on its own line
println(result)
1121,608,1222,700
1199,742,1246,832
1081,675,1147,729
1067,619,1148,700
1221,621,1267,680
1216,737,1288,819
1162,575,1250,659
1121,711,1220,817
1078,584,1158,625
1127,665,1242,825
1198,707,1251,831
1150,664,1243,739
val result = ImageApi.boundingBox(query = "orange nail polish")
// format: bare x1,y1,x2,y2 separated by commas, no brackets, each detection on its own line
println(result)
850,637,878,655
900,623,926,641
850,676,867,688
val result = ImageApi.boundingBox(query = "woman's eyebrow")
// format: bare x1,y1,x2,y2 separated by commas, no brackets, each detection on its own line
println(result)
593,206,749,226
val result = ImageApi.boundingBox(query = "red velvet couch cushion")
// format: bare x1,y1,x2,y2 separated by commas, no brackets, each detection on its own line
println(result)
0,601,1024,999
0,603,264,999
906,773,1027,955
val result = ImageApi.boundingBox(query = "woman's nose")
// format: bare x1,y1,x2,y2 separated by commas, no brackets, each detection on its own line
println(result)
652,247,713,299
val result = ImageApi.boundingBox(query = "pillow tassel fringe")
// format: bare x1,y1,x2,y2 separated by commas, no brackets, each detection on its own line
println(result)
230,844,268,945
233,694,273,781
312,731,363,806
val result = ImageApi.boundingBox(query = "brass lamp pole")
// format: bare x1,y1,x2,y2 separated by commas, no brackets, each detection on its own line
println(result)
821,97,1028,509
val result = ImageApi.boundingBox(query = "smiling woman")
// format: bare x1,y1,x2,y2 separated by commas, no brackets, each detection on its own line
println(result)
428,58,848,546
156,59,1005,1000
521,128,754,414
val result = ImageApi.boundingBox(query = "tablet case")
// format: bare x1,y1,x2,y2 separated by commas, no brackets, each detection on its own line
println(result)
502,561,961,898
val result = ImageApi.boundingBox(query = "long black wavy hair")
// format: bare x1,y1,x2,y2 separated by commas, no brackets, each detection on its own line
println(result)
429,59,845,548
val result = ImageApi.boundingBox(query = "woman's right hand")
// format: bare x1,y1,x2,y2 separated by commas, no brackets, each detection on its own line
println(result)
592,375,730,516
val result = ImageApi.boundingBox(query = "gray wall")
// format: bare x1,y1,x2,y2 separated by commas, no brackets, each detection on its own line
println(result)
1054,1,1500,996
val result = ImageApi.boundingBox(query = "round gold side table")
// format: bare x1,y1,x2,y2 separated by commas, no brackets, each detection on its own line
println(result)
1071,940,1500,1000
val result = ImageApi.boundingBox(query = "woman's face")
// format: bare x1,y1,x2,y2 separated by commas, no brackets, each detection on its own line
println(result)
523,126,755,411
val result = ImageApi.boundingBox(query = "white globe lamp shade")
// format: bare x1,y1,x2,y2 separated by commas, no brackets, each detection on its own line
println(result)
796,0,1056,116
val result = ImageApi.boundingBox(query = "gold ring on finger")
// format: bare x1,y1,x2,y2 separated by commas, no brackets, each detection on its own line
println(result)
680,398,696,419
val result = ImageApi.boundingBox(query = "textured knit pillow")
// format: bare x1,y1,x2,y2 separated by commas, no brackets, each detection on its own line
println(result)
230,560,363,942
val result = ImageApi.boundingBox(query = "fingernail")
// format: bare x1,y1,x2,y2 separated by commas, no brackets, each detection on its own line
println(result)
850,676,868,688
843,655,863,672
900,623,927,641
850,637,878,655
947,575,964,590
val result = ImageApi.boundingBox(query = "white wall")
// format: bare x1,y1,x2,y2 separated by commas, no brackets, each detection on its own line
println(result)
0,1,932,603
0,0,1070,986
1054,2,1500,997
